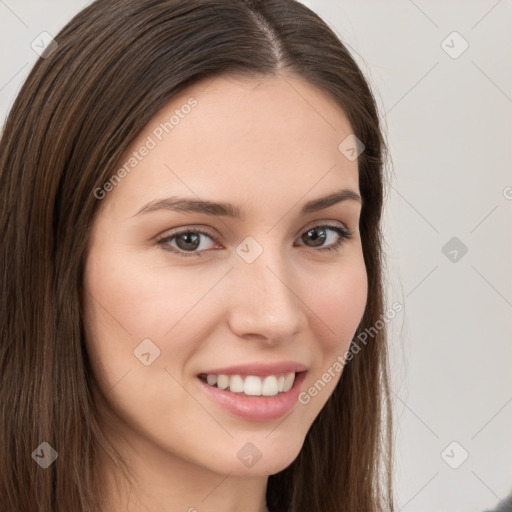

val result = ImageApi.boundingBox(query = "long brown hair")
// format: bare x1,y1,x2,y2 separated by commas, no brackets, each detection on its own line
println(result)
0,1,393,510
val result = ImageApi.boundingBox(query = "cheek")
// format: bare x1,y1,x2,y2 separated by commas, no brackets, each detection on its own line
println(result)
306,251,368,350
82,244,228,387
82,246,217,438
87,242,235,330
295,253,367,415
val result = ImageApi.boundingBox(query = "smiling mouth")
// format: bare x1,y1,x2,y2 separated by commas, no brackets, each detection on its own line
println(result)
198,371,302,397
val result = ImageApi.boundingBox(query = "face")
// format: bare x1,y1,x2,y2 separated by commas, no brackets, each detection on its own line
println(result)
83,73,367,481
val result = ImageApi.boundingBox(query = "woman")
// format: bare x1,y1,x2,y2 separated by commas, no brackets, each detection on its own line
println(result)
0,1,393,511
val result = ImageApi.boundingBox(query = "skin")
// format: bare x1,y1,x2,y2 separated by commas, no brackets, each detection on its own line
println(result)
83,73,368,512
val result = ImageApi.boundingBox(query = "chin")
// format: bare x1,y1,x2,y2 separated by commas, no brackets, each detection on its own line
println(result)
211,430,306,477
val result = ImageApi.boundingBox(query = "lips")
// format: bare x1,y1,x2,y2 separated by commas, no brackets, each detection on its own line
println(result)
197,369,307,421
198,361,308,378
195,361,308,420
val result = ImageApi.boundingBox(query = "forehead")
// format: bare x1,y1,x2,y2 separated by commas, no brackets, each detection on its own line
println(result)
106,74,359,218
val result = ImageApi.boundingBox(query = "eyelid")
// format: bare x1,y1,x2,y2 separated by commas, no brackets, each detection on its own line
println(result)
300,219,351,235
157,220,352,240
156,225,220,245
156,221,354,258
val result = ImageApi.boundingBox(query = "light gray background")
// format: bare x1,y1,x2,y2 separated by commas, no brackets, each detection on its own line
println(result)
1,1,511,511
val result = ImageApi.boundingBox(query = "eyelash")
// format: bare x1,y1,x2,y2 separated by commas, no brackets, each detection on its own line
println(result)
156,224,354,258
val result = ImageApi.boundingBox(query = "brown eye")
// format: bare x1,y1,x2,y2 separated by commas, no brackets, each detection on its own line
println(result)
157,224,353,259
296,225,353,252
301,227,328,247
157,229,218,257
174,232,201,251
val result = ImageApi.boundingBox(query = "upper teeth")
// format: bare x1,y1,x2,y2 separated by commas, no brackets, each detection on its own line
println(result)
205,372,296,396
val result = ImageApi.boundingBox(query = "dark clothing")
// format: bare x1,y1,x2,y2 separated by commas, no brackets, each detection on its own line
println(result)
484,491,512,512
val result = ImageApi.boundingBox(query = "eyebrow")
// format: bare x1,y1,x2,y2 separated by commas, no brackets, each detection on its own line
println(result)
133,189,362,219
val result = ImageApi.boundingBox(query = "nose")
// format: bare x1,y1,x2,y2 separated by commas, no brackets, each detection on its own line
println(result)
225,245,307,344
